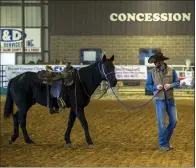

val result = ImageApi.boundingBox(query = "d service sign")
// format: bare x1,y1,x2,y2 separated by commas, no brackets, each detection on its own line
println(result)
0,28,41,52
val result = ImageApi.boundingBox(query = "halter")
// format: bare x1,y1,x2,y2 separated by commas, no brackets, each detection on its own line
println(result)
98,61,115,81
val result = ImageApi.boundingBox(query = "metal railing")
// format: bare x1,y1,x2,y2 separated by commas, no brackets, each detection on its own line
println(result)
0,65,7,95
0,65,194,98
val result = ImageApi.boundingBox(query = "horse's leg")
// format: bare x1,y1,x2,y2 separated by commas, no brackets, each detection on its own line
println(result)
77,108,93,147
9,111,19,144
18,105,34,144
64,109,76,146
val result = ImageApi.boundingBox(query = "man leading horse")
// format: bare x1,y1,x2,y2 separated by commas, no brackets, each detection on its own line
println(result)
146,52,180,151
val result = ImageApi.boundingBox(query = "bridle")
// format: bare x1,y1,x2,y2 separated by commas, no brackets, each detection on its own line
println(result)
98,61,115,80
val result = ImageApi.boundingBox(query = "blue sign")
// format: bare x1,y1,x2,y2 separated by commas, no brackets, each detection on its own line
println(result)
52,65,81,72
53,66,64,72
0,29,27,42
139,48,161,65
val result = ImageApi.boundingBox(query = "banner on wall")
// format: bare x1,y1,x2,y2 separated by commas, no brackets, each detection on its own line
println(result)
5,65,148,81
185,71,193,79
51,65,148,80
5,65,84,81
115,65,147,80
0,28,41,52
51,65,81,72
5,65,46,81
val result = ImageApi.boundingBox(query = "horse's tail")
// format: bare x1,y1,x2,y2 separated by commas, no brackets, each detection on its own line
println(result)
4,79,14,119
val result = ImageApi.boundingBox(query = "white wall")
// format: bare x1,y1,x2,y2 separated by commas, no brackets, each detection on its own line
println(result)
0,53,15,65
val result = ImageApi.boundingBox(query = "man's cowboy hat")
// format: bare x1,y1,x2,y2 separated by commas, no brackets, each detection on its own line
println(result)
148,52,169,64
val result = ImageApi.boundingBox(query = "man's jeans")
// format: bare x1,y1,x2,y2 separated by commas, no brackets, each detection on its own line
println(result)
155,98,178,148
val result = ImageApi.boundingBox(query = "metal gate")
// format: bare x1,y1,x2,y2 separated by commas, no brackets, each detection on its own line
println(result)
0,65,8,96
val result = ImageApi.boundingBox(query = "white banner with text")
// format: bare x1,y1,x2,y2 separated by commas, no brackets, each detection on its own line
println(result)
115,65,147,80
5,65,148,81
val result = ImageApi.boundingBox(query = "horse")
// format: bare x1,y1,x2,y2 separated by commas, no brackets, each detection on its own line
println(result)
3,55,117,147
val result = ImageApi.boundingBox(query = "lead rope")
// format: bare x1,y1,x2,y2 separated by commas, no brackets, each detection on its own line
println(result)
101,63,160,111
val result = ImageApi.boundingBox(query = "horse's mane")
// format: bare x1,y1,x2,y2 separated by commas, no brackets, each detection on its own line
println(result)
79,61,99,71
78,61,100,77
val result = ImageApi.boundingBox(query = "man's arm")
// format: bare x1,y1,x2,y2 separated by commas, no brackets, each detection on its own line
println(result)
146,72,157,92
171,69,180,88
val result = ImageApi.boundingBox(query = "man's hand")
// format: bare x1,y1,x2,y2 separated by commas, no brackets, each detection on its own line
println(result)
164,84,172,90
157,84,163,90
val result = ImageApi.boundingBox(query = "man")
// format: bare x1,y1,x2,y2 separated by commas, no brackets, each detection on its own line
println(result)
146,52,180,151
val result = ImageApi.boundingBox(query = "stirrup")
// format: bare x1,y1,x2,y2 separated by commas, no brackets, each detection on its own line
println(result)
57,97,66,109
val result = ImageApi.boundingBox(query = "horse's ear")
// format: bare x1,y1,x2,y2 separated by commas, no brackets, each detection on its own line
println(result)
110,55,114,61
102,55,106,62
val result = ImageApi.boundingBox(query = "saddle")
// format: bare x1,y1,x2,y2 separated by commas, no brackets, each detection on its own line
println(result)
36,65,75,113
37,68,75,86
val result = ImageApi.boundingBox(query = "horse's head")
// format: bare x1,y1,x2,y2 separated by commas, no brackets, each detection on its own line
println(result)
99,55,117,87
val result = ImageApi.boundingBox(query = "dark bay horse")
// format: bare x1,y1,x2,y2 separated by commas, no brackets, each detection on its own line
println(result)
4,55,117,147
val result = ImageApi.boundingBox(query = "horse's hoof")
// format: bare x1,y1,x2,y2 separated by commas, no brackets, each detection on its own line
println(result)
88,144,94,148
25,139,35,144
65,143,72,148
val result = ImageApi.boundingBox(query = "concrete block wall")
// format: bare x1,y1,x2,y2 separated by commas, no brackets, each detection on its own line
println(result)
50,35,194,65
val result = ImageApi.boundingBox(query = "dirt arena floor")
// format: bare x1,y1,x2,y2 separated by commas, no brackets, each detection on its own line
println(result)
0,97,194,167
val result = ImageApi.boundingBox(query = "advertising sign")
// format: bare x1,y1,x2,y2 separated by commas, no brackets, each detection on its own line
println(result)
5,65,45,80
115,65,147,80
0,28,41,52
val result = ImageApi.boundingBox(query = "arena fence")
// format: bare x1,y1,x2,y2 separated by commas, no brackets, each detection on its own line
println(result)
0,65,7,95
0,65,194,99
